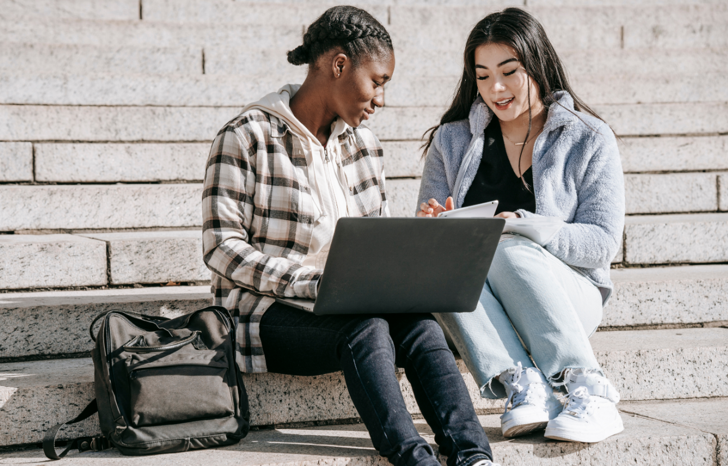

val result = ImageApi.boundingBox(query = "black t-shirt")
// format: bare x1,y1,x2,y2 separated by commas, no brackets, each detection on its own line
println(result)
462,118,536,215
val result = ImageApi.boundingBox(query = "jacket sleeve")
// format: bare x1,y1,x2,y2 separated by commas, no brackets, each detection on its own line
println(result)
201,125,320,299
416,130,453,214
517,131,625,269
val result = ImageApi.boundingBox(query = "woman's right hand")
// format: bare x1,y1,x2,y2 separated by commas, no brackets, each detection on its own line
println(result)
417,197,455,217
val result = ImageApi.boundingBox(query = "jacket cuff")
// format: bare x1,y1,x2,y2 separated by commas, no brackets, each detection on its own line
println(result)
292,271,323,299
515,209,536,218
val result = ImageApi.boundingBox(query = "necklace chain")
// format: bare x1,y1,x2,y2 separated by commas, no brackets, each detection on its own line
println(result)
502,125,543,146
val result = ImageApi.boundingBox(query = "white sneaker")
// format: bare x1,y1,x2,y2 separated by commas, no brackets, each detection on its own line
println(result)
544,369,624,443
497,363,562,438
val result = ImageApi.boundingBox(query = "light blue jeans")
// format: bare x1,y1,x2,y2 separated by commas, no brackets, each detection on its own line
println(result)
436,235,604,399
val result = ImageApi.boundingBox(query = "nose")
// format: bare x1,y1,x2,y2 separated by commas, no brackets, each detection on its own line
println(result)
373,86,385,108
491,76,507,93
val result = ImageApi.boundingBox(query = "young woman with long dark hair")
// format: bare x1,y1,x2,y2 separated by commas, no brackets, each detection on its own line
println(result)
417,8,625,443
202,6,498,466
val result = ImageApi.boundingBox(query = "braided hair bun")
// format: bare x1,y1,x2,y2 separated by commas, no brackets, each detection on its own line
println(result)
287,5,393,67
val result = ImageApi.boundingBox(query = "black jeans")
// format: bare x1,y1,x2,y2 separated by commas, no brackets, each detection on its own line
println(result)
260,303,493,466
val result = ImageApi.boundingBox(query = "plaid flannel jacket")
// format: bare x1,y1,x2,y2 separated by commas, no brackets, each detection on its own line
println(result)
202,109,389,373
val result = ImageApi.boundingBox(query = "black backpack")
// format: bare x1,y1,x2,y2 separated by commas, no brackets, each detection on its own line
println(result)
44,306,250,459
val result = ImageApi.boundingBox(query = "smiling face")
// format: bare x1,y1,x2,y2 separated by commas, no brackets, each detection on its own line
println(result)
329,52,395,127
474,43,542,123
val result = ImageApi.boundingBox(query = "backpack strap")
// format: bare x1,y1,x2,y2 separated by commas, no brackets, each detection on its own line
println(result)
43,399,110,460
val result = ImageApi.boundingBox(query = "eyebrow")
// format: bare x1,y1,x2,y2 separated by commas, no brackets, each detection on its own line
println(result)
475,57,518,70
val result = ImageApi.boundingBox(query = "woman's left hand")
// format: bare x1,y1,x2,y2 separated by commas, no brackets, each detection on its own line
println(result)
496,211,520,219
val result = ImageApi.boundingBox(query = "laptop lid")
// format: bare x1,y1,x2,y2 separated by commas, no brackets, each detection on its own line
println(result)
312,217,504,315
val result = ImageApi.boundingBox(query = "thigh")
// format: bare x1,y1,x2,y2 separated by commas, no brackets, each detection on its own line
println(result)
489,235,603,337
259,302,376,376
541,250,603,336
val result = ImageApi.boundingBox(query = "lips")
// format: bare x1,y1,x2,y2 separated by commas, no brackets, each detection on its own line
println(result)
494,97,514,110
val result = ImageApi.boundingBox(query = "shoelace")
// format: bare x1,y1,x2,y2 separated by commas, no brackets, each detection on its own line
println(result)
561,386,592,418
501,362,524,415
500,363,550,416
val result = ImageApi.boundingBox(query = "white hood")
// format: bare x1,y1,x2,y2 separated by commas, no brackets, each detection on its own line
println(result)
241,84,349,157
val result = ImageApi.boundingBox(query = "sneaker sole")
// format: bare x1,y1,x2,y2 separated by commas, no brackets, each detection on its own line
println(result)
544,417,624,443
503,421,548,438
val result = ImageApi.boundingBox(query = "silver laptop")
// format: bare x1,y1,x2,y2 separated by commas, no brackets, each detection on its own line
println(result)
276,217,504,315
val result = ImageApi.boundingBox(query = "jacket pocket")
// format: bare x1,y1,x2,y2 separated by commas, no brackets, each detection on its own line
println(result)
125,342,234,428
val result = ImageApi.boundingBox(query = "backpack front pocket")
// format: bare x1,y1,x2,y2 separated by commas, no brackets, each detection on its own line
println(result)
125,349,234,427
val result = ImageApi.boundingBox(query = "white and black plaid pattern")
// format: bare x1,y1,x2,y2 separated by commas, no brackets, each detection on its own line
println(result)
202,109,389,373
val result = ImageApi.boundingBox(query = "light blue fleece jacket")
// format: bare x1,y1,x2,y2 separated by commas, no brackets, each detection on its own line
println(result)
416,91,625,303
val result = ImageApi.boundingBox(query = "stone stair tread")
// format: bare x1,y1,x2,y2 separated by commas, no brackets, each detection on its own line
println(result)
611,263,728,281
2,71,725,107
624,213,728,264
5,136,726,185
0,398,724,464
1,327,726,446
0,0,138,21
0,285,211,308
2,249,728,359
590,326,727,351
0,175,723,232
625,212,728,224
1,103,726,144
0,43,201,75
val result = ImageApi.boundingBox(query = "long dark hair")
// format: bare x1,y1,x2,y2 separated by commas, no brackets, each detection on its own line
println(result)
422,7,605,157
287,5,393,67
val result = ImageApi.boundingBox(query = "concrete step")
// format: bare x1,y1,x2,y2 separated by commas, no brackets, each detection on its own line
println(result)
621,135,728,173
0,184,202,231
33,143,210,183
3,69,725,107
388,4,728,51
1,398,726,465
3,264,727,359
1,103,726,144
3,4,723,51
0,43,201,75
0,142,32,182
4,208,726,289
27,141,421,182
0,20,303,50
0,180,413,231
603,265,728,328
137,1,726,37
624,172,720,214
142,0,390,26
79,231,208,285
12,136,727,186
0,235,107,290
0,327,726,446
0,0,138,21
0,287,212,359
625,213,728,265
1,170,722,231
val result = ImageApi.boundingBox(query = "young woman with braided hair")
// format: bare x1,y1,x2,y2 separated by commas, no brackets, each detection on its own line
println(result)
417,8,625,443
202,6,498,466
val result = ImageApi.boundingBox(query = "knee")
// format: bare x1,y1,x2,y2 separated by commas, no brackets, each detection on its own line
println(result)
345,317,392,351
398,316,449,353
490,237,540,276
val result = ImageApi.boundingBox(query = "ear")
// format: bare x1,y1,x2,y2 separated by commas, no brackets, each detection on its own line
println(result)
331,53,348,79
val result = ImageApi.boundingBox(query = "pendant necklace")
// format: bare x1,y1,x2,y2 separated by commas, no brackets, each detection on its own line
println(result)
502,125,543,146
